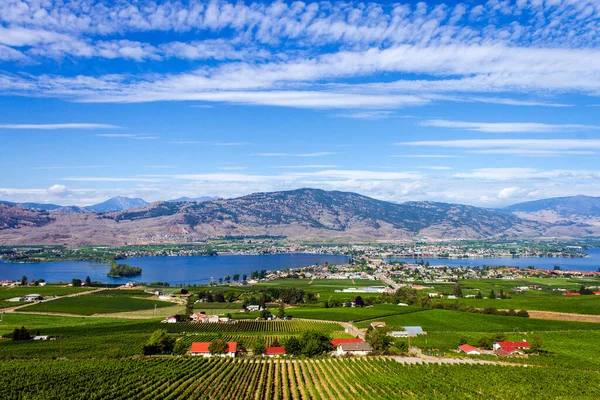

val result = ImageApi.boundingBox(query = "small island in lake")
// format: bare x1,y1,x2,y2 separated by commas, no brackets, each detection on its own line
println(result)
108,261,142,277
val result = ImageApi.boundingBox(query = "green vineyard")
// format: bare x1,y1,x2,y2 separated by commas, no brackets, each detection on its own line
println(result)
1,357,599,399
165,320,344,333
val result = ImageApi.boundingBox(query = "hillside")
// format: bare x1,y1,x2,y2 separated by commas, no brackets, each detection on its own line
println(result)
505,195,600,227
2,188,594,246
505,195,600,217
85,196,149,212
0,203,54,230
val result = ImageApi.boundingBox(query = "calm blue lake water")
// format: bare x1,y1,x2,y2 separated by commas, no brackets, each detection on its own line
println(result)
0,254,349,285
387,248,600,272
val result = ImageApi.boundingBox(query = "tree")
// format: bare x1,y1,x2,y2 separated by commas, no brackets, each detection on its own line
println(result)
530,335,543,352
475,290,483,299
10,326,31,341
284,337,302,356
180,288,189,295
224,275,231,283
242,274,248,281
300,332,333,357
232,273,240,282
477,336,493,350
252,338,266,356
72,278,82,287
218,278,223,285
517,310,529,318
458,337,468,346
21,276,28,286
489,289,496,299
277,303,286,319
185,297,194,316
453,284,463,298
498,288,506,299
85,276,92,286
354,296,365,307
260,309,271,319
173,340,188,355
143,329,175,355
366,326,393,352
208,339,229,355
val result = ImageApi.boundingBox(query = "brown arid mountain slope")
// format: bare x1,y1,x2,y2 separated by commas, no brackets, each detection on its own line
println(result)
0,189,598,246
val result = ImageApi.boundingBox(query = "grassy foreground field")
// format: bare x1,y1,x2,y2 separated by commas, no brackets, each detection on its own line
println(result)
2,358,599,399
21,290,174,315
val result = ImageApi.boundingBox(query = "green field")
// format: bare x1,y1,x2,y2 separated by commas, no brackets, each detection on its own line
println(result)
356,309,600,332
0,285,94,301
1,358,599,399
286,304,423,321
21,291,174,315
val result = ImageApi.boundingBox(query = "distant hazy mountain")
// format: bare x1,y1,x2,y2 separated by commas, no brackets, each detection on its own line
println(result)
50,206,93,214
0,201,62,211
505,195,600,218
1,189,598,246
167,196,220,203
85,196,149,212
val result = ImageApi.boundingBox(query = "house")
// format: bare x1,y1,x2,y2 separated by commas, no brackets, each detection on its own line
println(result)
458,344,481,355
24,294,43,301
564,292,581,296
146,289,163,296
397,303,409,306
594,292,600,296
493,340,530,356
332,338,364,347
161,315,180,324
265,346,286,357
390,326,425,337
7,297,24,302
190,342,237,357
190,313,220,323
336,342,373,356
33,336,51,341
125,282,136,288
370,321,387,329
246,305,263,311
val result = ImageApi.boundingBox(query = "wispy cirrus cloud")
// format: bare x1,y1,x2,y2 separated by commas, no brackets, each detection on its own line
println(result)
420,120,598,133
253,152,338,157
0,123,120,129
398,139,600,150
95,133,158,139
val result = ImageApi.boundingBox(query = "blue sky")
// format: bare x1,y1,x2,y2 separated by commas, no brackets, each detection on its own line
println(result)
1,0,600,207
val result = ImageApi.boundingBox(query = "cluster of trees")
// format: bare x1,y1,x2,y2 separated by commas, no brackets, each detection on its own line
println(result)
19,276,45,286
6,326,32,341
579,285,596,295
107,261,142,277
283,332,333,357
142,330,175,355
196,287,316,306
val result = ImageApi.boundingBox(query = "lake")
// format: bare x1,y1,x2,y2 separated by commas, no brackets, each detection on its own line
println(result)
0,254,349,285
387,248,600,272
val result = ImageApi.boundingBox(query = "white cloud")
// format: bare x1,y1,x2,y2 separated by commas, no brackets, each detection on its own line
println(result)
416,166,452,170
253,152,338,157
421,120,598,133
454,168,600,181
0,123,120,129
273,165,341,169
47,184,70,196
95,133,158,140
392,154,462,158
398,139,600,150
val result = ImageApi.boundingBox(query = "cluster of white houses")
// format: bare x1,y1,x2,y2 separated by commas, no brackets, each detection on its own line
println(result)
458,340,531,357
188,338,375,358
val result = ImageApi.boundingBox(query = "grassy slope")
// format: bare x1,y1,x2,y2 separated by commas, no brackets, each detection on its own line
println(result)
21,296,174,315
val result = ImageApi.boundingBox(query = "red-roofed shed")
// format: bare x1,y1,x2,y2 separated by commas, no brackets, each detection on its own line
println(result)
190,342,237,357
265,346,286,357
332,338,363,347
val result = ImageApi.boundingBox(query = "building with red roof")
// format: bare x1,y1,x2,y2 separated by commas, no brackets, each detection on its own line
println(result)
493,340,529,356
331,338,364,347
458,344,481,355
265,346,286,357
190,342,237,357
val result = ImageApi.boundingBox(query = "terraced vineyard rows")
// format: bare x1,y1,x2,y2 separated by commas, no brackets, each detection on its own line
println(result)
166,320,343,333
2,358,599,399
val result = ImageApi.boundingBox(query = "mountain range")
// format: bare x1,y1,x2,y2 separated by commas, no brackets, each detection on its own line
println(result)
0,189,598,246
